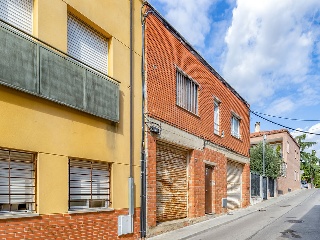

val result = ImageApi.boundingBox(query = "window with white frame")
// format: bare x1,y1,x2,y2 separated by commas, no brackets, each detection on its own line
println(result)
280,162,287,177
231,114,240,138
176,69,198,114
67,13,108,74
0,0,33,34
0,148,36,213
214,100,220,135
69,159,110,210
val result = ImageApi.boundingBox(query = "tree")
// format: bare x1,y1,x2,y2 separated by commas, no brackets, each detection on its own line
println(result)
295,134,320,187
250,142,282,179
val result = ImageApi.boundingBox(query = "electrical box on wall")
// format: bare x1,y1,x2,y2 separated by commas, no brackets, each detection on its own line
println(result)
222,198,227,208
118,215,133,236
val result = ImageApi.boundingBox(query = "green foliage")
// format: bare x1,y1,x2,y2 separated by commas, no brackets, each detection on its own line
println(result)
250,142,282,179
295,134,320,187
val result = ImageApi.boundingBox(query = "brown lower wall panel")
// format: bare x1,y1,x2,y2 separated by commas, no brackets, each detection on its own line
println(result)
0,208,140,240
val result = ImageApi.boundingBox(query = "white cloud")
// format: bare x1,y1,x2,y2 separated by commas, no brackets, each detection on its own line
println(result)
223,0,320,104
291,124,320,158
267,97,295,115
152,0,216,49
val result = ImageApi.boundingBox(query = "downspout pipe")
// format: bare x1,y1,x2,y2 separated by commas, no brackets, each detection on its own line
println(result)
140,7,147,238
140,2,153,238
129,0,134,217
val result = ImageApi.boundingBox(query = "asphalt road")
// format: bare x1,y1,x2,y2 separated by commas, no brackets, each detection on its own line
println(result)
188,189,320,240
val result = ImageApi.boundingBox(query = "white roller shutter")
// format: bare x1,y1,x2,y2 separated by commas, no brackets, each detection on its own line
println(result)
0,0,33,33
69,159,110,209
67,13,108,74
227,161,243,210
0,149,35,212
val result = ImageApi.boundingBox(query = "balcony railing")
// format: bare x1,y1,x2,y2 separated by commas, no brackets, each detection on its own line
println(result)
0,21,119,122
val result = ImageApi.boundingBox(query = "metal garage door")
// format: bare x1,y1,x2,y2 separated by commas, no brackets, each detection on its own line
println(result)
156,142,188,222
0,0,33,33
227,161,243,209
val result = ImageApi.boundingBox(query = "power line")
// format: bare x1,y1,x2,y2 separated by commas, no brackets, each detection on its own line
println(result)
250,110,320,136
251,110,320,122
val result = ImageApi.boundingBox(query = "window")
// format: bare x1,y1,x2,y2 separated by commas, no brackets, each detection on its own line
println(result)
287,141,289,154
214,100,220,135
0,149,36,214
67,13,108,74
280,162,287,177
231,114,240,138
0,0,33,34
176,69,198,114
69,159,110,210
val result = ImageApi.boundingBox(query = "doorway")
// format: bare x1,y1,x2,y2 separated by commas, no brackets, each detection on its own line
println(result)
205,165,214,214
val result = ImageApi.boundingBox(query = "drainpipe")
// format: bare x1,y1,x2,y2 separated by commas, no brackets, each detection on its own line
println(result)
140,2,155,238
140,4,147,238
129,0,134,218
118,0,134,236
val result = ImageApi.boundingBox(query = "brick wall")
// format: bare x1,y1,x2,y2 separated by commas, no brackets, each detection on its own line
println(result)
242,163,251,207
145,13,250,158
146,133,157,228
146,134,232,227
0,209,140,240
145,8,250,236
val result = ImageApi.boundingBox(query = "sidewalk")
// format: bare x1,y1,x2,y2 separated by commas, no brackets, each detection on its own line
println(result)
147,189,305,240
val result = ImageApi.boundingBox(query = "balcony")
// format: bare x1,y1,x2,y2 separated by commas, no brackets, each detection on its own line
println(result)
0,21,119,122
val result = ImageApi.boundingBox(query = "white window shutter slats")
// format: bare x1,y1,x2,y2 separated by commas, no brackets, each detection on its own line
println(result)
0,0,33,33
0,149,35,212
67,13,108,74
69,159,110,208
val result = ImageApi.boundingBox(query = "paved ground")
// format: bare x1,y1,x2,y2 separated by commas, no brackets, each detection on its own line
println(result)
148,189,319,240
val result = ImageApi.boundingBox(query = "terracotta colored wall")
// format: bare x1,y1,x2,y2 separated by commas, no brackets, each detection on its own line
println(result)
0,209,140,240
145,14,250,158
146,134,250,228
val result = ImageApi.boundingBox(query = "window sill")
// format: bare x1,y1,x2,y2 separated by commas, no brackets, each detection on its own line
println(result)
214,132,221,137
231,134,242,141
176,105,200,118
0,212,39,219
68,207,114,214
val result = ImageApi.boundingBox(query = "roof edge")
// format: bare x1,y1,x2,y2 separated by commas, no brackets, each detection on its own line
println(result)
144,2,250,108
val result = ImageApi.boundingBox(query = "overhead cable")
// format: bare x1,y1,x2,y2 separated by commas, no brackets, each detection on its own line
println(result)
250,110,320,136
251,110,320,122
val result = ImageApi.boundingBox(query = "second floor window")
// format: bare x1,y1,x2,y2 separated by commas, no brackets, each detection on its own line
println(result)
231,114,240,139
0,0,33,34
214,100,220,135
67,13,108,74
176,69,198,114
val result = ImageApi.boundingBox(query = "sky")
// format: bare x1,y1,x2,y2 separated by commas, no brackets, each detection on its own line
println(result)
148,0,320,156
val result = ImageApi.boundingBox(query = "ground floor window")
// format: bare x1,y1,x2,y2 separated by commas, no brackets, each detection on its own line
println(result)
0,148,36,213
69,159,110,210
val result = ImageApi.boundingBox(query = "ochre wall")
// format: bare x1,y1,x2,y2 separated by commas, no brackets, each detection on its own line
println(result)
0,0,143,216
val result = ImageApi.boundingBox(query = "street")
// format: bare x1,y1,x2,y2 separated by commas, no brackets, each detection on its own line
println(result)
188,189,320,240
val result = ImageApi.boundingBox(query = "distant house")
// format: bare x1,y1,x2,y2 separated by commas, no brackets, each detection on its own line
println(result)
250,123,301,196
143,3,250,236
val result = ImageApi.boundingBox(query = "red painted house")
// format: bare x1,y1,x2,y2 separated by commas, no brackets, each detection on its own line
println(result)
143,3,251,236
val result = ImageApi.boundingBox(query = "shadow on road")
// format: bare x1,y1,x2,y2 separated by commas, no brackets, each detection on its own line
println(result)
280,205,320,239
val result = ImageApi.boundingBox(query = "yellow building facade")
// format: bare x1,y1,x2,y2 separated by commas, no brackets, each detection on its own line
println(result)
0,0,142,239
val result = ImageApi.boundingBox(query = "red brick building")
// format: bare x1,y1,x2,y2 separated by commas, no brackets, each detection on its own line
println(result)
143,4,250,236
